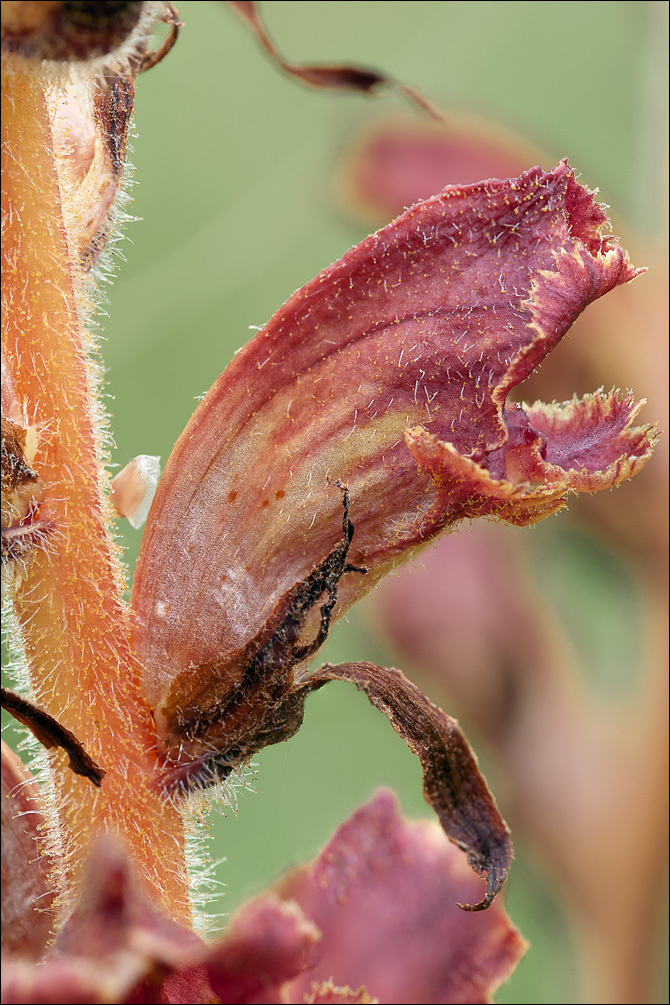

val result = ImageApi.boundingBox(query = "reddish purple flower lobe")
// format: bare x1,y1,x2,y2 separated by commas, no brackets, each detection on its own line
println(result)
279,790,526,1004
133,161,653,708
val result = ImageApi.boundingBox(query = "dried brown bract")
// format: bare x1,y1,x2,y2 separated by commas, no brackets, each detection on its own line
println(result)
229,0,444,120
154,486,367,791
1,416,49,569
1,687,106,786
1,1,146,63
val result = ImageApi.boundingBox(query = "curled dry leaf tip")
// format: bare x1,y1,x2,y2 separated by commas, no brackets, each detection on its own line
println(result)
1,687,106,787
228,0,445,120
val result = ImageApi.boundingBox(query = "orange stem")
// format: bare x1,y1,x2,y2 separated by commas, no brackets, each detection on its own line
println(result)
1,58,192,925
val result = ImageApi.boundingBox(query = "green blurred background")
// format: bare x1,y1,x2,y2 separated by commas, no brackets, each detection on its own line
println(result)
4,2,668,1002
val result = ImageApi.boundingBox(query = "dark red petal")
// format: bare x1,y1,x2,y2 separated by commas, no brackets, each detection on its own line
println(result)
1,836,323,1005
279,791,526,1004
406,390,657,528
56,839,207,989
205,895,320,1004
515,243,668,559
2,959,125,1005
130,966,215,1005
2,839,209,1004
1,742,55,961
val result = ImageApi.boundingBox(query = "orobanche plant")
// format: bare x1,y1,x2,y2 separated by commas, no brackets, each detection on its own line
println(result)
1,3,657,1004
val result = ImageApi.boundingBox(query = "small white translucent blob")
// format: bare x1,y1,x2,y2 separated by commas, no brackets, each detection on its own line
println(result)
110,455,161,529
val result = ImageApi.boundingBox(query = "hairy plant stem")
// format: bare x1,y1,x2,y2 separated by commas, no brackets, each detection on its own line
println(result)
1,58,192,925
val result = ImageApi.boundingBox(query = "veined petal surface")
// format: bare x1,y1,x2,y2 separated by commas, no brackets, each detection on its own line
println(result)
133,161,653,707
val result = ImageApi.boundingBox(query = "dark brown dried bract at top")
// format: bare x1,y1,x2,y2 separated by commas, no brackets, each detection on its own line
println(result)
1,1,145,62
228,0,444,119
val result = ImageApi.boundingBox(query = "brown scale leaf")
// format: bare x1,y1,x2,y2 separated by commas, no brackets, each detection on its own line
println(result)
152,494,510,909
297,663,512,912
1,688,105,787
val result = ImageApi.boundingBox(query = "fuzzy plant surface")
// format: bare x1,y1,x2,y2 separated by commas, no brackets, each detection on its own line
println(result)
1,3,659,1004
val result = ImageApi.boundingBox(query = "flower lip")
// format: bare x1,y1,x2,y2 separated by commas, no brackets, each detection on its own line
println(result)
280,789,527,1002
483,402,549,482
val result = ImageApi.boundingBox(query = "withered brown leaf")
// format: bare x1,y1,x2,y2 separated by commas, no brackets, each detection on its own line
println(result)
1,687,105,787
296,663,512,912
228,1,444,120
